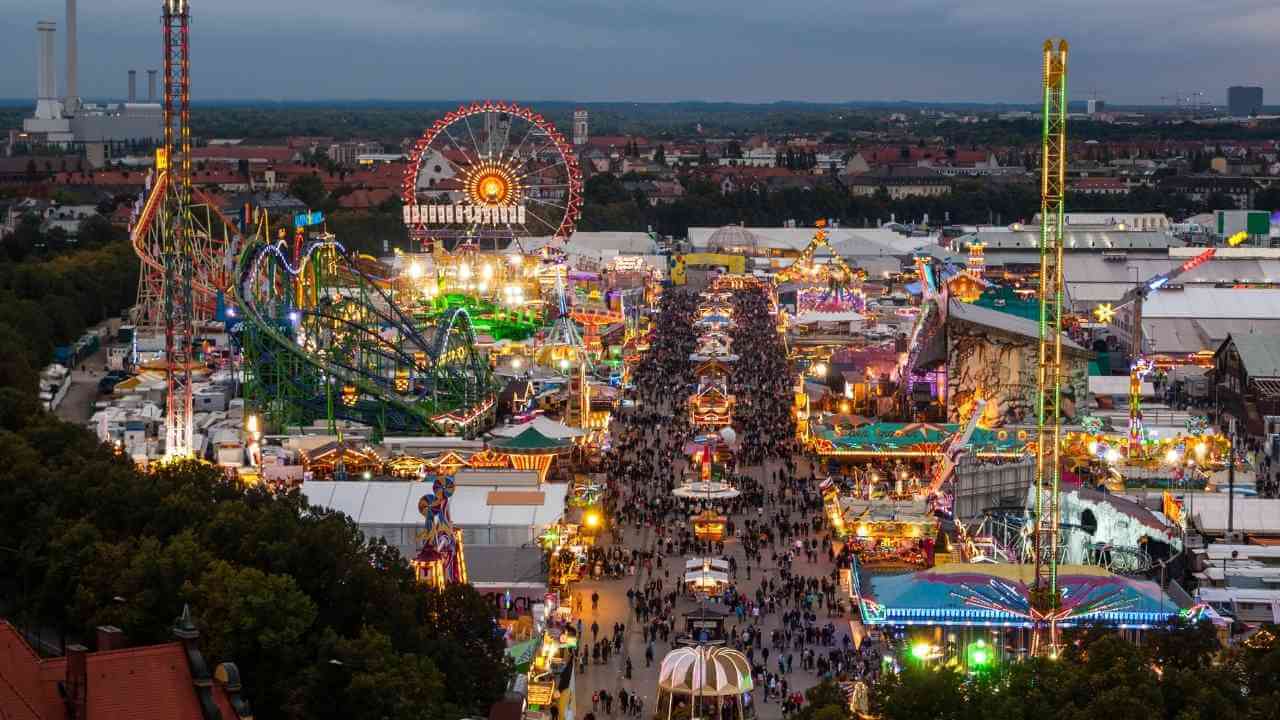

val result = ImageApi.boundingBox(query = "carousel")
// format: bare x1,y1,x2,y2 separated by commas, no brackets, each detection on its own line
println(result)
656,646,755,720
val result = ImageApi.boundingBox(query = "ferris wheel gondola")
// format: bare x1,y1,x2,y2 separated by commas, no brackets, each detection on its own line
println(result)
401,101,583,252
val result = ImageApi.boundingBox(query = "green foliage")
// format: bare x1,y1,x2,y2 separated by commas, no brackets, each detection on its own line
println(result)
0,398,512,720
578,173,1041,237
870,622,1276,720
289,174,327,210
791,680,852,720
0,240,138,389
873,665,973,720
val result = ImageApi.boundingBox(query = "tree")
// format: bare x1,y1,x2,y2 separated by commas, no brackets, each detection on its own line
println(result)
792,680,851,720
77,215,120,247
1204,191,1237,211
287,627,449,720
415,584,512,709
872,665,968,720
654,144,666,165
288,174,327,209
0,406,511,720
1253,186,1280,212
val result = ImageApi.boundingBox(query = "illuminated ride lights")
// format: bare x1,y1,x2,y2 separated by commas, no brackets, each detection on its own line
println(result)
401,101,583,249
1032,37,1069,656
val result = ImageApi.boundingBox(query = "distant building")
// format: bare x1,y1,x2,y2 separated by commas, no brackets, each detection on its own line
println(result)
1227,86,1264,118
327,141,382,167
573,109,589,146
1071,177,1127,195
842,166,952,199
1157,176,1258,209
1087,99,1106,115
1212,334,1280,438
21,4,163,148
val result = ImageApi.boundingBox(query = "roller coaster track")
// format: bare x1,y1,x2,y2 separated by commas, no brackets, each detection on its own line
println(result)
130,170,241,325
235,236,494,436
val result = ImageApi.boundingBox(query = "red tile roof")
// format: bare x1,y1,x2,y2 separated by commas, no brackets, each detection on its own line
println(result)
337,189,396,210
0,623,44,720
50,171,146,186
0,622,239,720
191,146,296,164
586,136,648,150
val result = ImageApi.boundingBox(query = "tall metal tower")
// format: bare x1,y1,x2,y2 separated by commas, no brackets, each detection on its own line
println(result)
160,0,194,458
1032,37,1068,654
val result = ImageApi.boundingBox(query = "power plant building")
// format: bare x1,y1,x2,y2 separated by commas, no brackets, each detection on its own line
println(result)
21,0,163,148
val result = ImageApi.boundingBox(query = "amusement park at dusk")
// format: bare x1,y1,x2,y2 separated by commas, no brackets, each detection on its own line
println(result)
3,2,1280,720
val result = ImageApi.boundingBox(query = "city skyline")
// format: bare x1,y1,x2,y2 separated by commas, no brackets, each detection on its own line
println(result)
0,0,1275,106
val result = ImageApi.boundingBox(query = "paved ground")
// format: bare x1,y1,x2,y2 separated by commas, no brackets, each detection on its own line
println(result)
573,456,844,720
54,341,108,425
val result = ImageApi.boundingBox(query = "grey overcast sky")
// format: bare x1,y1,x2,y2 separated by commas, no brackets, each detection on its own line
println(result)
0,0,1276,105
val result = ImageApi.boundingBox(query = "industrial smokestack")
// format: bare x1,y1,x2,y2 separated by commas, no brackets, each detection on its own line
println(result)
36,22,57,103
65,0,77,107
128,70,137,103
147,70,157,102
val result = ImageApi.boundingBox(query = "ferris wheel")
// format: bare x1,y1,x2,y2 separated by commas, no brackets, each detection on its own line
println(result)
401,101,583,251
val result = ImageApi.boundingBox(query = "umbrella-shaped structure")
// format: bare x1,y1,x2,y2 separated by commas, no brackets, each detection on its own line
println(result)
657,645,754,720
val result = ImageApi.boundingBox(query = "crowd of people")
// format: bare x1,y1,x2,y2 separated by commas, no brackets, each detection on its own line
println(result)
578,284,884,720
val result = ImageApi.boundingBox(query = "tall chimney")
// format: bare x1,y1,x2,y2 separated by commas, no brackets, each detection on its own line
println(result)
36,22,57,102
147,70,157,102
128,70,137,103
65,0,78,108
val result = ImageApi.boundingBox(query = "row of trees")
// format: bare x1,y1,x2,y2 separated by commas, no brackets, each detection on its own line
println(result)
580,173,1045,236
4,211,129,262
581,172,1280,238
0,393,512,720
872,622,1280,720
0,234,138,392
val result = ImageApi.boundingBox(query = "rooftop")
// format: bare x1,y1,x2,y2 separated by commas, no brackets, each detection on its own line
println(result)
1227,334,1280,378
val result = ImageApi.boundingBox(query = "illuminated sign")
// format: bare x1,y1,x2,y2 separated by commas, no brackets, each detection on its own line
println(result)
527,682,555,705
403,204,527,226
293,211,325,227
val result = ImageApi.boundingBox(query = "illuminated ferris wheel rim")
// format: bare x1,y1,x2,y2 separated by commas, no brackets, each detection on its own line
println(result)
401,100,584,243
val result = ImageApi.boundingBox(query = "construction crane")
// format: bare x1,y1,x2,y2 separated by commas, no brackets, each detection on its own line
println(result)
1032,37,1068,656
160,0,194,458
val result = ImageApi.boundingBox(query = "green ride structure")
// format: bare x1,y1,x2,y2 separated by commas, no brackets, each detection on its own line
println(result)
416,291,541,343
235,235,497,438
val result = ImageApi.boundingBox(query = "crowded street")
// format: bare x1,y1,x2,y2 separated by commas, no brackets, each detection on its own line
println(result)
574,286,880,720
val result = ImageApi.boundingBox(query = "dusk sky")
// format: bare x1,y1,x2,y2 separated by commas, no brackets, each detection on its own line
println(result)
1,0,1276,105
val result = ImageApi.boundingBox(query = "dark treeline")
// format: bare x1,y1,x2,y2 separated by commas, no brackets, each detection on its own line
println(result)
872,621,1280,720
0,224,138,391
578,173,1260,238
0,398,512,720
